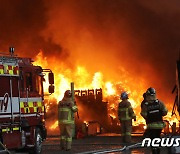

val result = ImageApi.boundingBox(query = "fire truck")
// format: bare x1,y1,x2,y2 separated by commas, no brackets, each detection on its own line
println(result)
0,47,54,153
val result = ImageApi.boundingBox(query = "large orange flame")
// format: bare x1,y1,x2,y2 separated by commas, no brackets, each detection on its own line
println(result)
33,51,179,132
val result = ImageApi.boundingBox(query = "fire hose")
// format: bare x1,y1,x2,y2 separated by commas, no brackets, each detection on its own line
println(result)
0,142,10,154
78,142,142,154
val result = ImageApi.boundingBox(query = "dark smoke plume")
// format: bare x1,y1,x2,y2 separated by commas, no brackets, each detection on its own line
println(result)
0,0,66,59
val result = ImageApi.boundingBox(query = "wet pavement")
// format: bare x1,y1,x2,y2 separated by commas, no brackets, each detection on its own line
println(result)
42,134,169,154
10,134,170,154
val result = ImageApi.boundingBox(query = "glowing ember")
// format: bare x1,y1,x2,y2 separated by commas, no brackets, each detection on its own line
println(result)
84,121,89,127
109,114,116,119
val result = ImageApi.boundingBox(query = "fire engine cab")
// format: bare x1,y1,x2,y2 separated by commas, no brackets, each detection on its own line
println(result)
0,47,54,154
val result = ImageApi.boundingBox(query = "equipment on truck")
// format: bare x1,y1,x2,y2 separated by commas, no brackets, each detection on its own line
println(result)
0,47,54,154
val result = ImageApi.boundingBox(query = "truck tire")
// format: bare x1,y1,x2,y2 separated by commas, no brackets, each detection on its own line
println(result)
30,128,42,154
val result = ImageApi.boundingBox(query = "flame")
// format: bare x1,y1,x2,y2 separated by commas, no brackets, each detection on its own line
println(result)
45,103,50,112
92,72,103,89
164,112,179,126
110,104,115,109
143,125,147,130
84,121,89,126
105,82,116,96
50,120,58,130
109,114,116,119
34,51,179,133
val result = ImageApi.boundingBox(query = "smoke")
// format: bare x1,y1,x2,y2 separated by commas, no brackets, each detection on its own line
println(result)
0,0,66,59
0,0,180,104
43,0,180,103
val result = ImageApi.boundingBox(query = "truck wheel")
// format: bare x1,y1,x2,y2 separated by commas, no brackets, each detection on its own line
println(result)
30,128,42,154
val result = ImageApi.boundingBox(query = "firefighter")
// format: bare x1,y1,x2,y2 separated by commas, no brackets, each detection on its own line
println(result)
118,92,136,143
141,93,147,108
58,90,78,151
141,87,168,154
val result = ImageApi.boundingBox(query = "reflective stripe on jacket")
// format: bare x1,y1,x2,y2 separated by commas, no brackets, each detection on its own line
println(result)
147,121,166,129
141,97,168,129
118,100,136,121
58,97,78,124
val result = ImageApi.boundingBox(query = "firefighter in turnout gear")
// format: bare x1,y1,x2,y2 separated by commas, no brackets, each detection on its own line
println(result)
58,90,78,151
118,92,136,143
141,87,168,154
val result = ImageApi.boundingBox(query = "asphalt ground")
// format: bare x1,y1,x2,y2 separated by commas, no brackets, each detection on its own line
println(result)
10,134,170,154
42,135,169,154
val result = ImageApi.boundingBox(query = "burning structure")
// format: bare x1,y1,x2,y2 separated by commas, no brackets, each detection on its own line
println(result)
74,89,109,131
0,1,180,135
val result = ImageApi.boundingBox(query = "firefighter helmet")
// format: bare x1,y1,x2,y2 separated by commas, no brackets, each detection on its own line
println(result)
120,92,128,100
146,87,156,96
143,93,146,99
64,90,72,98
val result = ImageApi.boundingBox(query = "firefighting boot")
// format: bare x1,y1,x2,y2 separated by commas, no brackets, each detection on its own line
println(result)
60,138,66,150
125,135,131,143
122,135,125,143
66,138,72,151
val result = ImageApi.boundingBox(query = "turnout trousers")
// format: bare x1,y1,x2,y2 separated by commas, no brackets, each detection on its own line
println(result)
143,129,162,154
120,120,132,143
59,124,73,150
